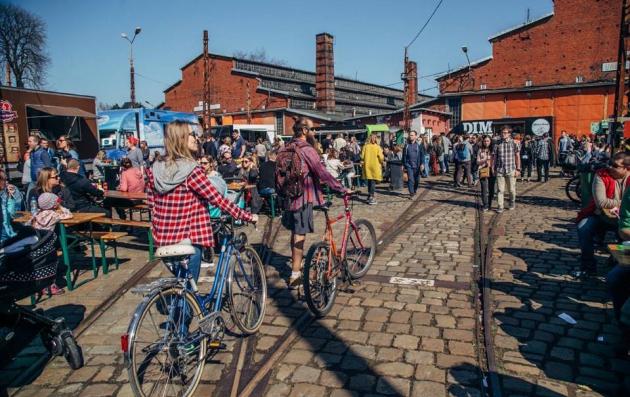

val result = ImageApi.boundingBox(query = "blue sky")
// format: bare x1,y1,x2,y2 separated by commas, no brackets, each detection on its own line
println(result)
11,0,553,106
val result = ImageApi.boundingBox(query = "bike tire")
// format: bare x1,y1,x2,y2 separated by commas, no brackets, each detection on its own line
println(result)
228,246,267,335
127,286,206,397
303,242,338,318
62,333,84,370
345,219,377,279
565,176,581,204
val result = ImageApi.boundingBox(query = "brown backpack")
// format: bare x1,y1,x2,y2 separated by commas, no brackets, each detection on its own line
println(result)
275,142,305,199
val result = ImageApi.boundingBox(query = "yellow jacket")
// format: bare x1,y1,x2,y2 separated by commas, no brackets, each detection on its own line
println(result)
361,143,384,181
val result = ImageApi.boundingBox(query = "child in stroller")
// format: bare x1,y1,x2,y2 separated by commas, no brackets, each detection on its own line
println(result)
0,226,84,370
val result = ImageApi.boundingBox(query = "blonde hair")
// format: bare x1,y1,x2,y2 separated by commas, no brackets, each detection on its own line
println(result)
36,167,57,193
369,133,379,145
96,150,106,161
163,121,195,165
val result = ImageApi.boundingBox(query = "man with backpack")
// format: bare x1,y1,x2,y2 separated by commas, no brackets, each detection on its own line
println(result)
276,117,347,287
402,130,425,198
455,134,473,188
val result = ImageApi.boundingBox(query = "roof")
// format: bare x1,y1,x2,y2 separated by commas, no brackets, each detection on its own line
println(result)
434,56,493,80
0,85,96,100
438,80,616,97
488,12,554,42
26,104,96,118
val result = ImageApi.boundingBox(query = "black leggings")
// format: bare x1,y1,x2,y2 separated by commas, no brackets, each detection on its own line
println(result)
367,180,376,198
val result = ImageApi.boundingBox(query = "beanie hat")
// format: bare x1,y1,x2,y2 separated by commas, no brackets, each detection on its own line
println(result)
38,192,59,210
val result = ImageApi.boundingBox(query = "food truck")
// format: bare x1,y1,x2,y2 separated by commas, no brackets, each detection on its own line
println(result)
97,108,201,160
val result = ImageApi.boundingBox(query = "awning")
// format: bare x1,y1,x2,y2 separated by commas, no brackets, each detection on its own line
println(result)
365,124,390,134
27,104,96,118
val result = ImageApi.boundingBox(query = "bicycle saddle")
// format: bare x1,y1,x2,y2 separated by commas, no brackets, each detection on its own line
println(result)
155,239,195,258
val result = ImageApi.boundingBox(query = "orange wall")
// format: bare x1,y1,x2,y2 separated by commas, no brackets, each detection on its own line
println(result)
461,86,615,139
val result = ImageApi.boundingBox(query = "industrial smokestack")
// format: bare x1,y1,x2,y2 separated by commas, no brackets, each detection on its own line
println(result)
405,61,418,106
315,33,335,113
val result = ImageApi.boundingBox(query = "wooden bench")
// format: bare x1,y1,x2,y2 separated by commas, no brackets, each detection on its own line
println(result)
90,231,128,274
92,218,154,260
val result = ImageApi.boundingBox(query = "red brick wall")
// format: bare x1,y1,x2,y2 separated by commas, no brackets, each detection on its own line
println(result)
164,56,288,115
439,0,621,92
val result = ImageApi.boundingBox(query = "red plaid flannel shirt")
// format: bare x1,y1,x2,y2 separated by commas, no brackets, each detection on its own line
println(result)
146,166,252,247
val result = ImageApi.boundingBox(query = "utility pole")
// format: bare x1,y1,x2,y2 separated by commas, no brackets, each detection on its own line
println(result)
612,0,630,146
402,48,411,133
246,81,252,124
203,30,210,131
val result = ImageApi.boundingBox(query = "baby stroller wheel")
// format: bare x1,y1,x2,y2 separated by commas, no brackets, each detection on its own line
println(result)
61,332,84,369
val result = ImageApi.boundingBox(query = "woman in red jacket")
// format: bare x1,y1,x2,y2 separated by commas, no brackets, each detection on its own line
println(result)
146,121,257,281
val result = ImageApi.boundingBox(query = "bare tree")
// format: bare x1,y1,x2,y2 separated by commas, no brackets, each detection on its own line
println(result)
233,48,288,66
0,4,50,88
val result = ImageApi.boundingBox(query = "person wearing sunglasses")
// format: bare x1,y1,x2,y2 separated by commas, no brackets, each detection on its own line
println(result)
198,155,218,177
0,169,23,244
577,151,630,277
239,155,262,214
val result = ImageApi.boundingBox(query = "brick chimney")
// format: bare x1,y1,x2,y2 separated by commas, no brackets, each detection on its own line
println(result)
405,61,418,106
315,33,335,113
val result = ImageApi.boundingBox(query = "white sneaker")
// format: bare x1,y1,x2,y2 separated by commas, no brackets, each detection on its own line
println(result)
200,261,215,268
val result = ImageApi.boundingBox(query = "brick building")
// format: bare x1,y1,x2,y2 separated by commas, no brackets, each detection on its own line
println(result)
436,0,621,141
163,33,431,136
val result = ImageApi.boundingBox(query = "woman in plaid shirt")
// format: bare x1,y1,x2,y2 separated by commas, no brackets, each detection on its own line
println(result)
146,121,258,281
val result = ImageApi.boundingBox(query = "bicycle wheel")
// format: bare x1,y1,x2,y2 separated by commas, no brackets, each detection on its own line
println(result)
127,286,206,397
565,176,581,204
345,219,377,279
228,246,267,334
303,242,338,318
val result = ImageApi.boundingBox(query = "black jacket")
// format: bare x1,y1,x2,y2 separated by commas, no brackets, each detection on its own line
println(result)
27,185,76,212
258,160,276,191
60,171,103,210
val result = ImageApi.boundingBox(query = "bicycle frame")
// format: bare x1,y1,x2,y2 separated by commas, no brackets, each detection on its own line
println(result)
320,195,366,278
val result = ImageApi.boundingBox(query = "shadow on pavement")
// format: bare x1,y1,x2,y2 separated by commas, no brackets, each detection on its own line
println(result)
0,303,86,391
254,247,406,395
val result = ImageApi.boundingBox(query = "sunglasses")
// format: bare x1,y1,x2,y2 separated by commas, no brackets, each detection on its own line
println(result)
199,161,209,165
50,175,60,179
57,139,65,142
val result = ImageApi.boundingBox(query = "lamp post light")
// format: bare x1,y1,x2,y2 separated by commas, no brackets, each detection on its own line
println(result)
121,27,142,107
461,46,473,88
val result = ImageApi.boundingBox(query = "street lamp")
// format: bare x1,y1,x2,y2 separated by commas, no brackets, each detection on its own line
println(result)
121,27,142,107
461,46,473,87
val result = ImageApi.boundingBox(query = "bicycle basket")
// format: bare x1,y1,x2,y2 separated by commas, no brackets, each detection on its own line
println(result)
0,230,58,301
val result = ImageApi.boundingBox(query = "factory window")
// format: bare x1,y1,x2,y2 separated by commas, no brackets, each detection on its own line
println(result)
575,75,584,83
525,80,533,87
447,98,461,127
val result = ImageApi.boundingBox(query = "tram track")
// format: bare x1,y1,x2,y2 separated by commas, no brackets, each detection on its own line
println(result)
473,181,543,397
227,179,476,396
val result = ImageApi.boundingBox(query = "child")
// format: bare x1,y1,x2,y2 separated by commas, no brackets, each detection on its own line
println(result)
31,192,73,231
31,192,72,295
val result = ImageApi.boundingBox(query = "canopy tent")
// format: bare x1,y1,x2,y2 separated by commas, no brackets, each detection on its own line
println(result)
365,124,390,134
26,104,96,119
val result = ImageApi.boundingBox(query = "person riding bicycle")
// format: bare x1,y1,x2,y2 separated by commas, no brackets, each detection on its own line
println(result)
147,120,258,282
277,117,348,287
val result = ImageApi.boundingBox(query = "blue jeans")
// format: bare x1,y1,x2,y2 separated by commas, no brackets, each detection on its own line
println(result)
607,265,630,321
406,165,421,195
422,155,430,177
442,153,450,173
188,245,203,282
577,216,615,271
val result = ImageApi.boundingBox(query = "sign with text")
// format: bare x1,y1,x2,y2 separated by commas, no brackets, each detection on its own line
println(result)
0,100,18,123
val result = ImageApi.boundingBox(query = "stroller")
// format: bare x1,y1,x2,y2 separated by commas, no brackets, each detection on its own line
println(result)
0,227,84,370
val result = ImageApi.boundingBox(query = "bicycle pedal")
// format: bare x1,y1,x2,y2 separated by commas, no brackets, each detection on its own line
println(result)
208,341,225,350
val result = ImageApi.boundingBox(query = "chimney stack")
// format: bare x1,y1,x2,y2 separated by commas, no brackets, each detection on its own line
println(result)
315,33,335,113
405,61,418,106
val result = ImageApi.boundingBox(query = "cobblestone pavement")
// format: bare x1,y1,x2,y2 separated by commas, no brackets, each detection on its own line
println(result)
5,173,629,397
488,174,630,397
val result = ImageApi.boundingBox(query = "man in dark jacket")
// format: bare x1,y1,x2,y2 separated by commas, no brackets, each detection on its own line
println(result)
203,134,219,160
30,138,53,182
61,159,110,216
402,130,425,197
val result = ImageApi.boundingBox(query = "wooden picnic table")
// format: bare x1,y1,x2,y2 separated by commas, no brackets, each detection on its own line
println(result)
104,190,147,200
13,211,106,290
608,244,630,266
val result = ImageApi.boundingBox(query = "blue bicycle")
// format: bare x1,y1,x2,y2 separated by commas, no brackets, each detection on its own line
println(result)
122,216,266,397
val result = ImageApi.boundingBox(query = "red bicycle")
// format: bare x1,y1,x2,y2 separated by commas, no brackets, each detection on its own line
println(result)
302,193,377,317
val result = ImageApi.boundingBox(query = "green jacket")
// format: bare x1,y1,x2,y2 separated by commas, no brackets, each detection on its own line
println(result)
619,187,630,232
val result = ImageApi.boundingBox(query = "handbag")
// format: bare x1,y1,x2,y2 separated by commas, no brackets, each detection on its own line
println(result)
479,167,490,178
